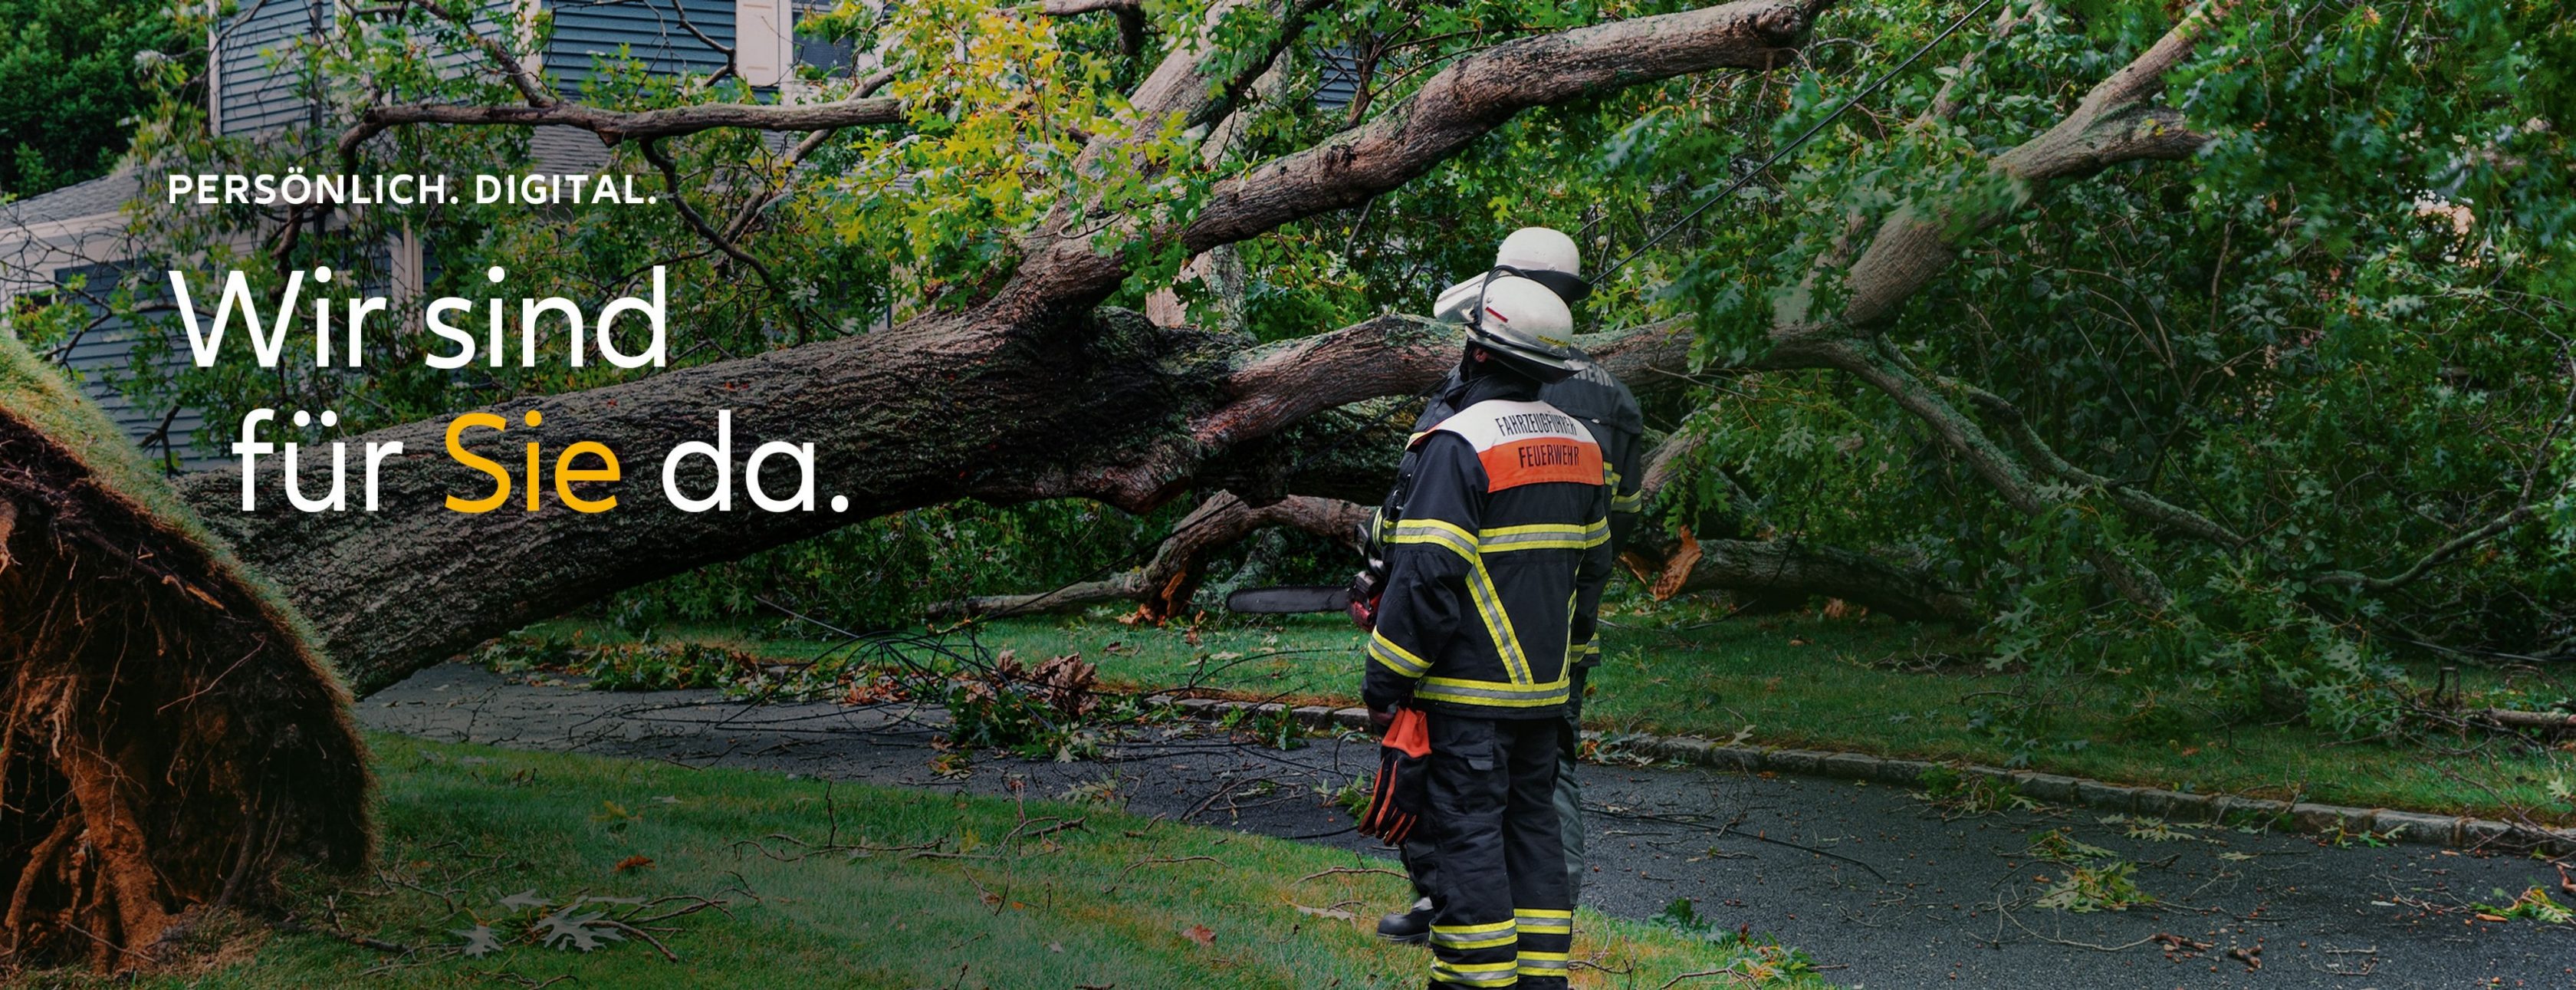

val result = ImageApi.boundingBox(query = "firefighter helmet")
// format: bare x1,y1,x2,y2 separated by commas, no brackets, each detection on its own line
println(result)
1463,274,1579,382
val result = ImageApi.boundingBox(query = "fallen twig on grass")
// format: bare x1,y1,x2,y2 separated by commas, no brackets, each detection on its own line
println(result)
621,893,736,926
1006,815,1089,842
1103,855,1220,893
1295,866,1408,883
275,913,414,955
598,919,679,962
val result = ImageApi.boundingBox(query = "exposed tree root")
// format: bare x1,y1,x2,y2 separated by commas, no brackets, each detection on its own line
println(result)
0,402,369,972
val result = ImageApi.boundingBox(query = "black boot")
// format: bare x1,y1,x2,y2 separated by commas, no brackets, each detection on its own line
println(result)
1375,897,1434,944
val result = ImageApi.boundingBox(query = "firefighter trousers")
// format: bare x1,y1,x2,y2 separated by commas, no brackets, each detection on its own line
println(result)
1403,667,1588,909
1420,712,1570,989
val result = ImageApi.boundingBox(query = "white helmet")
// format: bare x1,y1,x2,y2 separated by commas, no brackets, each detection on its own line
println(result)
1434,227,1592,322
1464,275,1579,381
1494,227,1581,276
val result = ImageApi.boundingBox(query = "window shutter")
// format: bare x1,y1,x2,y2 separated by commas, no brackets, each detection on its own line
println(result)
735,0,790,86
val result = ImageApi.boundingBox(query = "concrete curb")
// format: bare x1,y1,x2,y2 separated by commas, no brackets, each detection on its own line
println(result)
1142,694,2576,856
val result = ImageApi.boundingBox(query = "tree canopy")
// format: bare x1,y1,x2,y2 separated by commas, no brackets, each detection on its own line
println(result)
0,0,192,196
0,0,2568,900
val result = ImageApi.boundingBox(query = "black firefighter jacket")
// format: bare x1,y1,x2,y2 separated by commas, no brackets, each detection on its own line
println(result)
1373,352,1643,669
1363,383,1616,719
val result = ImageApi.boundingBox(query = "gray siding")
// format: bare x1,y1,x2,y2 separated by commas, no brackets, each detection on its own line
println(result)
50,264,219,473
1314,45,1362,112
215,0,323,136
547,0,734,87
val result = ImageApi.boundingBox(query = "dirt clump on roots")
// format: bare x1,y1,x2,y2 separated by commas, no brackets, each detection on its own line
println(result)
0,383,369,972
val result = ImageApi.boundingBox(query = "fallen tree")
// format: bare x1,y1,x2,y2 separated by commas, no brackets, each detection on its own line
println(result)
5,0,1822,965
14,0,2567,969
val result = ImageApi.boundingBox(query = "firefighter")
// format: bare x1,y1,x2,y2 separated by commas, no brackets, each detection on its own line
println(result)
1364,229,1643,946
1362,274,1614,989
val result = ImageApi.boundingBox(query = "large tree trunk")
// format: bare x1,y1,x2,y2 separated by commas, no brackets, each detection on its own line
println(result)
175,314,1693,693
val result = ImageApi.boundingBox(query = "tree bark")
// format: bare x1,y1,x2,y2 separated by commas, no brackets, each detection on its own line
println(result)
173,314,1694,694
926,492,1366,620
1651,529,1979,624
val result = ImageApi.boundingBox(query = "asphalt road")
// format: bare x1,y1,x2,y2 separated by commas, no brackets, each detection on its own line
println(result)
361,663,2576,988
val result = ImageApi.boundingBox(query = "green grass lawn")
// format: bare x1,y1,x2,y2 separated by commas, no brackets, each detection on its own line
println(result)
504,602,2576,826
29,733,1829,989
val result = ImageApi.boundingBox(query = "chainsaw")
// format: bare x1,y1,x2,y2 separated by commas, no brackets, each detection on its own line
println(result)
1223,584,1355,614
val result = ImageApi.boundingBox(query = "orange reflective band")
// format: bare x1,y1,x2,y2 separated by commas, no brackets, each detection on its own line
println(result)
1477,436,1604,492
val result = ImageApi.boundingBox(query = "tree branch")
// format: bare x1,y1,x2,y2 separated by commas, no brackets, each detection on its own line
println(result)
1954,376,2246,548
340,97,905,159
995,0,1821,314
422,0,558,109
1717,3,2239,608
1617,419,1981,623
1788,2,2227,337
639,138,811,342
2314,350,2576,592
718,69,899,242
928,492,1366,620
2314,505,2542,594
1192,316,1694,451
1175,0,1819,257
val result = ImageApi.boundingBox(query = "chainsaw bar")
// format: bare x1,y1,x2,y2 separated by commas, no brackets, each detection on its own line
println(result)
1224,584,1354,614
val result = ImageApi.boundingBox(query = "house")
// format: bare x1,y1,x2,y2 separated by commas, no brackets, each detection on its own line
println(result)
0,0,852,472
2,2,1361,472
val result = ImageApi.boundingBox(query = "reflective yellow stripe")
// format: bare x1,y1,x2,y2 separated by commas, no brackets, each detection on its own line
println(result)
1431,930,1517,950
1391,518,1546,684
1519,952,1570,972
1418,676,1569,709
1474,521,1608,552
1463,566,1533,684
1515,909,1572,932
1433,959,1520,980
1368,632,1431,679
1476,522,1600,539
1431,919,1517,936
1612,490,1641,511
1392,519,1480,561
